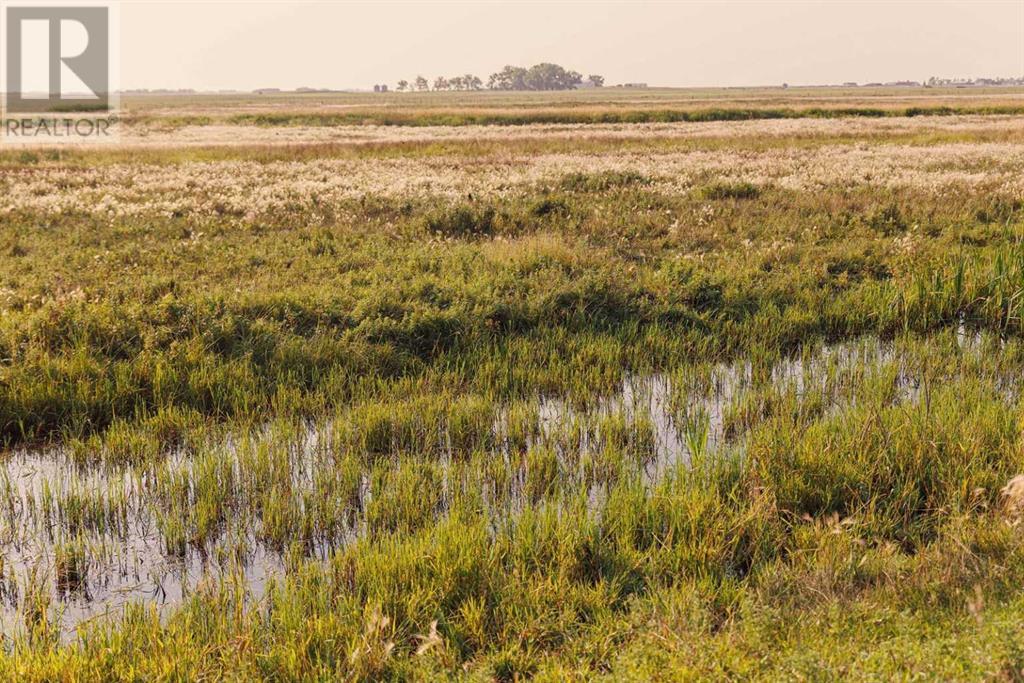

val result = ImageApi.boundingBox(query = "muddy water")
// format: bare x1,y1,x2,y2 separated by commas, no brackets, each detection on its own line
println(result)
0,332,993,639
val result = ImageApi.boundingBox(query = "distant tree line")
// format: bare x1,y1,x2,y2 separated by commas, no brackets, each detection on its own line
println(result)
395,64,603,92
925,76,1024,87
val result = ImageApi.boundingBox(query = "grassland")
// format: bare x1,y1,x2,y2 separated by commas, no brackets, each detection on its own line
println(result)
116,84,1024,130
3,87,1024,679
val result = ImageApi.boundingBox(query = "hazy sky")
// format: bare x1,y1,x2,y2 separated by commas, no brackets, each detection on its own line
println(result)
118,0,1024,90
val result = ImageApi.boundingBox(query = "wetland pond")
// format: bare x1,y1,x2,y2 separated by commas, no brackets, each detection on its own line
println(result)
0,330,1003,639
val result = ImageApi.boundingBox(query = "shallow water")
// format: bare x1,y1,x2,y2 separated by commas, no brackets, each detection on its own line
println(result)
0,330,1002,639
0,447,290,639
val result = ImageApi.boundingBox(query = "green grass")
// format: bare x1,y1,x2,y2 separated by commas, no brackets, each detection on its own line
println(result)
1,180,1020,452
3,114,1024,678
118,104,1024,130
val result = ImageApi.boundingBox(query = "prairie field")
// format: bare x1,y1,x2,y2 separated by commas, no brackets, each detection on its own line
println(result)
5,87,1024,679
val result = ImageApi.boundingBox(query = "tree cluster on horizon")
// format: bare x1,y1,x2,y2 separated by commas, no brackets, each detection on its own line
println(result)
395,63,604,92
